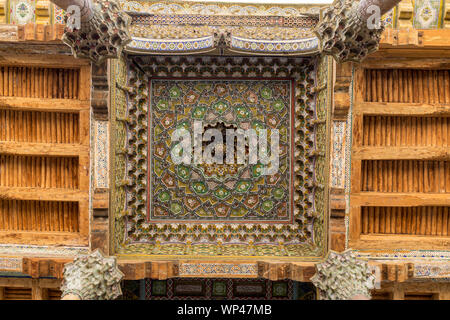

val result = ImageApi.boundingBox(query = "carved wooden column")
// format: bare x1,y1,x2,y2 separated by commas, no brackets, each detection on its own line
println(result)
315,0,401,63
61,250,124,300
311,250,376,300
50,0,131,63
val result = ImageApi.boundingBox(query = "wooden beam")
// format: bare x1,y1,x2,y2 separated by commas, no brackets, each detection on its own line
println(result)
0,97,89,112
0,141,89,156
118,261,179,280
93,191,109,209
0,187,88,202
354,102,450,116
350,235,450,251
362,57,450,69
352,146,450,160
0,231,87,246
22,258,70,279
369,261,414,283
0,278,60,290
0,278,32,288
257,261,291,281
31,279,48,300
38,278,61,289
0,54,90,68
257,261,316,282
351,192,450,206
290,262,317,282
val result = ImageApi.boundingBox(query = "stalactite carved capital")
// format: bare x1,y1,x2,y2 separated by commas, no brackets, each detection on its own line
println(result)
61,249,124,300
314,0,384,63
63,0,131,64
311,250,376,300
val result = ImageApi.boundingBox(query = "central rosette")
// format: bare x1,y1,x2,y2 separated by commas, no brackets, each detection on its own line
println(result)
150,79,292,222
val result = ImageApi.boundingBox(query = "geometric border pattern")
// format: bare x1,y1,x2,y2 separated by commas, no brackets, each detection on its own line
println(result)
145,278,296,300
179,263,258,277
0,257,22,272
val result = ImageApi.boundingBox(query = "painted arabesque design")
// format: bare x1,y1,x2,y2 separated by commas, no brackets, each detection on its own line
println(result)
149,79,292,223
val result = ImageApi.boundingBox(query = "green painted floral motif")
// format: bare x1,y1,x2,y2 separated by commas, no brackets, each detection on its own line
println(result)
156,99,169,111
261,200,274,212
272,282,288,297
153,159,164,176
176,165,191,180
273,99,286,112
252,163,264,178
272,188,285,200
157,191,171,202
154,125,163,138
213,100,229,115
151,280,167,296
191,181,209,195
169,86,181,99
235,180,252,193
213,186,231,200
252,121,265,132
260,87,273,99
230,207,248,217
170,202,183,215
176,121,190,131
235,105,250,119
194,83,208,93
192,106,207,119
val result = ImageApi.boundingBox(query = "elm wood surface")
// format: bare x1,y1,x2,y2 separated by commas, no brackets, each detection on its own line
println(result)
0,66,80,99
0,60,90,246
355,102,450,116
350,63,450,251
379,29,450,54
0,97,89,112
0,200,79,232
0,54,88,68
